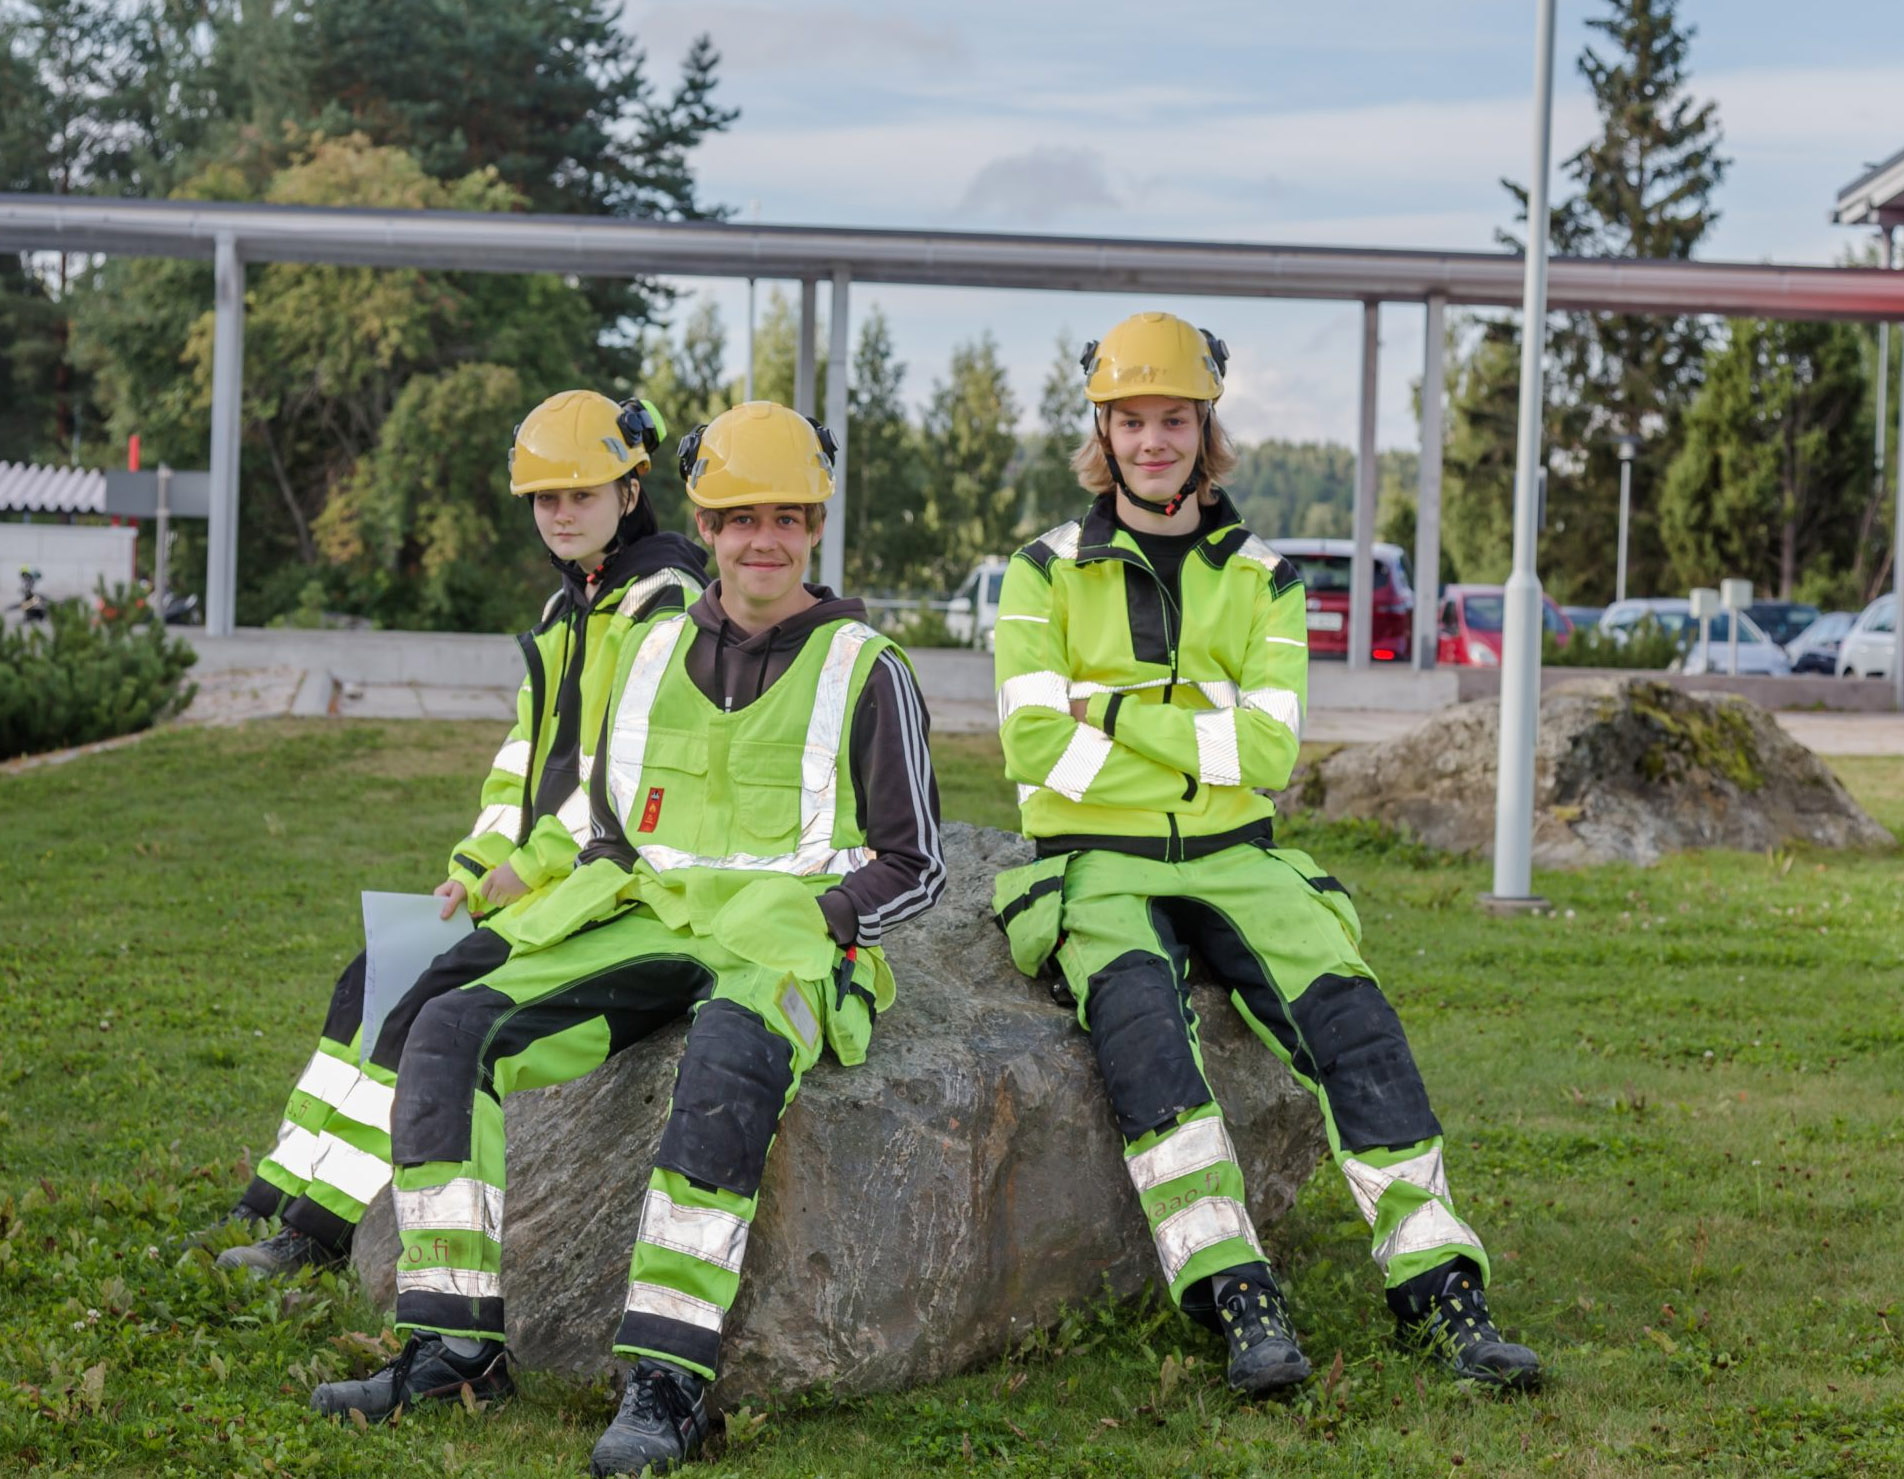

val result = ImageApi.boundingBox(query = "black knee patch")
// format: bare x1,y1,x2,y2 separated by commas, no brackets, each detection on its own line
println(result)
1084,952,1213,1140
655,1000,793,1197
1288,974,1442,1152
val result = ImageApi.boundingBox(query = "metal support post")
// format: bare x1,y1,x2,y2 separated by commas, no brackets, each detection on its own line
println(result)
795,278,818,416
1486,0,1557,912
153,464,172,619
1413,293,1445,669
1615,435,1637,604
821,267,850,594
206,232,245,637
745,277,757,400
1348,300,1380,673
1895,293,1904,713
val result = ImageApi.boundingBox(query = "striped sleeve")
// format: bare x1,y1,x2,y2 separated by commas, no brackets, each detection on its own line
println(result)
816,650,946,946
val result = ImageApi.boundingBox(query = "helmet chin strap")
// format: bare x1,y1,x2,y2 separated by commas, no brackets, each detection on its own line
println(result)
1100,405,1208,519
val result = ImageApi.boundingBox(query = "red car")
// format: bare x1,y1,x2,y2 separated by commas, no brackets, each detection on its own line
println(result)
1268,538,1414,662
1435,583,1572,666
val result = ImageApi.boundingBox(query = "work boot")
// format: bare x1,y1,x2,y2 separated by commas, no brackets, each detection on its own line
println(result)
1389,1259,1541,1390
1215,1270,1312,1395
214,1225,345,1277
184,1199,271,1248
311,1333,513,1422
589,1358,710,1476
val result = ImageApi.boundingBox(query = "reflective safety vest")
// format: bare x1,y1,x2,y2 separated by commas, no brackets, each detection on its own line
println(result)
448,566,703,903
601,612,894,934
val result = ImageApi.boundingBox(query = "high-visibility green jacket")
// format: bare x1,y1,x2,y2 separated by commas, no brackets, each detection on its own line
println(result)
445,534,706,912
994,491,1307,860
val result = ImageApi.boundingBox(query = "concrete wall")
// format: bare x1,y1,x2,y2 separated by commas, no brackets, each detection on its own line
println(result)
1452,666,1897,713
184,628,522,687
1,522,136,607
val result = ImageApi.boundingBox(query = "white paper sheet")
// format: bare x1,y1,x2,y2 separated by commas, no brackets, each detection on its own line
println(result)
360,891,473,1065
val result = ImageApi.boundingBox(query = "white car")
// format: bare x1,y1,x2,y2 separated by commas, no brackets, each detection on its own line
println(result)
1597,598,1792,676
1836,594,1898,680
945,558,1009,648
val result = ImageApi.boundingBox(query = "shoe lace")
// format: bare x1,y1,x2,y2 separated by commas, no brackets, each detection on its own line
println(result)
620,1367,694,1431
260,1226,311,1255
1220,1281,1294,1348
1424,1285,1502,1354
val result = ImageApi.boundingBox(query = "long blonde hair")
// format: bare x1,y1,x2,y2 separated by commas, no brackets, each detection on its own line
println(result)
1069,403,1239,503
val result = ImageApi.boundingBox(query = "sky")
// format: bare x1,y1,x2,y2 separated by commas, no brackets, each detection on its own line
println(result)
621,0,1904,451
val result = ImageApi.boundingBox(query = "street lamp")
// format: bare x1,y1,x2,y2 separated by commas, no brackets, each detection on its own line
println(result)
1615,435,1640,603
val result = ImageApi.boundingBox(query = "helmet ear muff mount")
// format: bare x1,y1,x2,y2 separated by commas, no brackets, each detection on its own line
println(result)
676,423,707,487
615,398,666,461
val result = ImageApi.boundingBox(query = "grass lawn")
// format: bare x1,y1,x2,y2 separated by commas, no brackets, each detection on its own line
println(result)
4,719,1903,1476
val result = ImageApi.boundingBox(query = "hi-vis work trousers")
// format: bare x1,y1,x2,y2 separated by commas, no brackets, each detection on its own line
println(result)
388,906,848,1381
1052,841,1486,1319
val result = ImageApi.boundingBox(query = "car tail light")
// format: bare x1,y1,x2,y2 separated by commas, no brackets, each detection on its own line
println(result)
1467,639,1499,666
1373,647,1398,661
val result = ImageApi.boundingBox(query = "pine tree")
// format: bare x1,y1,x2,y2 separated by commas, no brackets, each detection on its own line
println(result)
1021,334,1088,530
1659,319,1871,602
843,307,922,591
1458,0,1729,601
920,336,1020,591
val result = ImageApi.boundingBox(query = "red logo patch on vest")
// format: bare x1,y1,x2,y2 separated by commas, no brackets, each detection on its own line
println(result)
637,787,665,833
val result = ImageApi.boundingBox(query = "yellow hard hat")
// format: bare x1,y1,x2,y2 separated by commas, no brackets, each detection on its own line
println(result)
508,390,668,494
678,401,838,509
1080,312,1229,404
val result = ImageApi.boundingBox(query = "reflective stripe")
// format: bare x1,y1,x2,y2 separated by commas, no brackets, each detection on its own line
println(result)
1044,724,1113,802
398,1265,502,1300
335,1075,395,1135
605,618,692,828
1241,686,1303,734
1341,1148,1451,1227
308,1131,392,1205
1152,1195,1262,1283
1196,680,1239,709
292,1051,359,1113
266,1122,320,1180
490,739,532,779
1265,635,1307,648
555,785,591,845
1038,520,1082,561
996,613,1048,624
1235,535,1286,580
1372,1201,1480,1272
1125,1116,1237,1197
624,1280,726,1333
395,1178,505,1241
1067,677,1173,699
627,622,879,878
636,1192,750,1274
1016,783,1040,806
472,802,523,841
615,568,693,619
1194,709,1242,787
998,670,1069,723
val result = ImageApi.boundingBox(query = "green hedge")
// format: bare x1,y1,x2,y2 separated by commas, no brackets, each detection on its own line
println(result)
1544,614,1683,669
0,584,199,760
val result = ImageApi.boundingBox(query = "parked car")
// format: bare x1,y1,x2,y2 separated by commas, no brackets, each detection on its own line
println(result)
1560,604,1604,631
1435,584,1573,667
1599,598,1791,675
945,558,1008,647
1785,610,1856,674
1745,600,1819,648
1268,538,1413,662
1836,594,1898,679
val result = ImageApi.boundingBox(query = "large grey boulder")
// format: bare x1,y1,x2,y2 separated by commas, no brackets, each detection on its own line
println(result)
354,822,1326,1405
1289,677,1893,866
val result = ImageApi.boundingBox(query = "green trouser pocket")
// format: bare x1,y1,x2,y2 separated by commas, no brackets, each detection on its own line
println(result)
823,948,885,1067
1260,844,1364,947
991,854,1072,978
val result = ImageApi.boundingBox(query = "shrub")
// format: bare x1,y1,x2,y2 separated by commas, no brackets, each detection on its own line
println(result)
0,583,199,760
1546,615,1682,669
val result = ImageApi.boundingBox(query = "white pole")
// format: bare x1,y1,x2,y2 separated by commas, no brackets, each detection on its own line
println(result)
795,279,818,417
154,464,172,620
1486,0,1558,911
206,232,245,637
1414,293,1445,670
1348,300,1379,672
822,267,850,594
745,277,757,401
1894,288,1904,715
1616,454,1632,603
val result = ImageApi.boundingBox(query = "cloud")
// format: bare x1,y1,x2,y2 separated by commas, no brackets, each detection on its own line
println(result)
954,148,1121,226
626,3,966,74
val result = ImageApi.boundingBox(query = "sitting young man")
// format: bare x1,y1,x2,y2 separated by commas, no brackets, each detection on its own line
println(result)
990,312,1540,1396
310,401,946,1477
212,390,704,1273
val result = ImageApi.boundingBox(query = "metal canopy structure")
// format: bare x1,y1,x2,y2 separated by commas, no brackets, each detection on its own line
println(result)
1835,146,1904,229
9,191,1904,638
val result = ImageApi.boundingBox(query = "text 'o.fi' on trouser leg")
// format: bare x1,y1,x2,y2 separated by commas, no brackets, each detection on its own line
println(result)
616,969,824,1382
388,923,712,1343
1187,849,1490,1292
